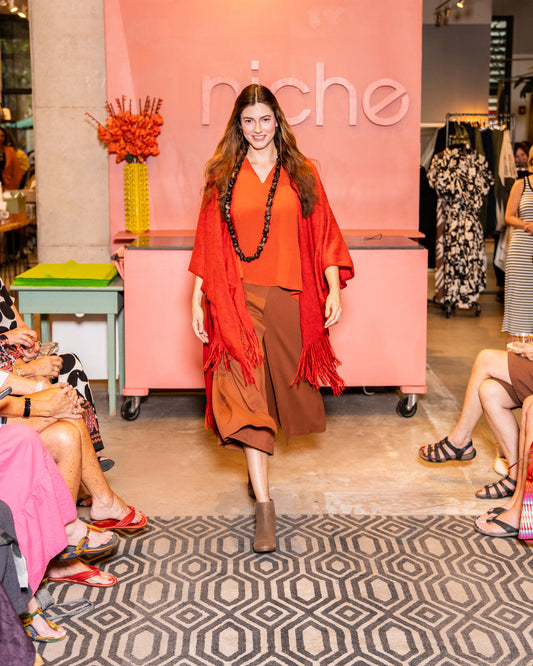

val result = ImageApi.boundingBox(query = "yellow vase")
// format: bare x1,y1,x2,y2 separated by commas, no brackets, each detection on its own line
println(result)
123,162,150,233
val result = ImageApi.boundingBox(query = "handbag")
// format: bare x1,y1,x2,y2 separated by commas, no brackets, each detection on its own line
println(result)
35,341,59,358
518,448,533,541
494,225,512,272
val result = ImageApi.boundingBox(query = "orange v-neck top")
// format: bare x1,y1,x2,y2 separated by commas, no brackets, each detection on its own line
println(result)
231,157,302,291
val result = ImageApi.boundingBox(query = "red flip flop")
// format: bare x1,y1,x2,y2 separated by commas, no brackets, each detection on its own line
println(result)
91,505,148,531
48,564,117,588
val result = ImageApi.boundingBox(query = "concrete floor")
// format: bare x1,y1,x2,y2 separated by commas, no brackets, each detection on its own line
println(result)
94,243,510,519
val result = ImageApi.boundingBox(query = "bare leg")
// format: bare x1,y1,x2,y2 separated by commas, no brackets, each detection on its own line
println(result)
39,420,143,525
479,379,520,480
243,445,276,552
23,595,66,641
476,396,533,533
420,349,510,459
244,445,270,502
39,421,82,498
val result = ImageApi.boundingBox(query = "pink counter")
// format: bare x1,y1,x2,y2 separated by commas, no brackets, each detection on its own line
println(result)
118,232,426,420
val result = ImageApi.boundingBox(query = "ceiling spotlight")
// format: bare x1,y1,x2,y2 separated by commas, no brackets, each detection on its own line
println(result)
456,1,464,7
445,7,451,16
435,12,442,26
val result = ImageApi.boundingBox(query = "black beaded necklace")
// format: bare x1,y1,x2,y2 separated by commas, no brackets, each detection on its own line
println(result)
224,151,282,263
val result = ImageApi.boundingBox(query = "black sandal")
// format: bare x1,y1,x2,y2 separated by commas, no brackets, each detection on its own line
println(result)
475,475,517,500
474,514,519,538
418,436,476,463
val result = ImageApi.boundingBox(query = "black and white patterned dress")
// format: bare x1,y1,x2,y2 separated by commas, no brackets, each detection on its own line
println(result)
0,278,103,452
502,176,533,334
428,147,494,308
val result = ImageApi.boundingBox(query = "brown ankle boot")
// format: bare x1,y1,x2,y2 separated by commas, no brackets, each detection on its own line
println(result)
253,500,276,553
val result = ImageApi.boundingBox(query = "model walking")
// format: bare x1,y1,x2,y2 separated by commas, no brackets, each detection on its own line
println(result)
190,84,353,552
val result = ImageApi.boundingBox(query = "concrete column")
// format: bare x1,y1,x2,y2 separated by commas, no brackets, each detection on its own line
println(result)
29,0,109,262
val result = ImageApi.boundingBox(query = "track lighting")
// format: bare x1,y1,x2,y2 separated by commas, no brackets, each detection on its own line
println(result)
6,0,28,18
434,0,465,25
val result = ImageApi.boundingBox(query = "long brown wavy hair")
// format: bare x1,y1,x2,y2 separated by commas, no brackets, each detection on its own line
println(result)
203,84,317,218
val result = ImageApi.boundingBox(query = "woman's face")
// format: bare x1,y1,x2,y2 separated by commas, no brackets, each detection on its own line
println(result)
515,147,528,168
240,103,277,152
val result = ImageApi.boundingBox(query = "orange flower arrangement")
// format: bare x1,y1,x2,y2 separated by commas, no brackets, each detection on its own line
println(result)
86,96,163,164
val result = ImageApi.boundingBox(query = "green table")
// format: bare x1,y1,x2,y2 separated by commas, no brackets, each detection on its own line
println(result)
10,276,124,415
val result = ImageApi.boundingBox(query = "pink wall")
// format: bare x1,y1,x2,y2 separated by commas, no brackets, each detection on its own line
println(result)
104,0,422,238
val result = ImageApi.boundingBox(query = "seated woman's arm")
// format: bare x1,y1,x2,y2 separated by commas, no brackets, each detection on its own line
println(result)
0,370,81,419
0,386,82,420
1,370,52,395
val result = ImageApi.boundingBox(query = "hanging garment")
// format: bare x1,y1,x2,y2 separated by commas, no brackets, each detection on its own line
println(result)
495,129,518,232
428,147,494,308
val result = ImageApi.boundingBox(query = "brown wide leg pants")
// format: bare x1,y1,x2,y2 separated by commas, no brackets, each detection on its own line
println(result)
211,284,326,454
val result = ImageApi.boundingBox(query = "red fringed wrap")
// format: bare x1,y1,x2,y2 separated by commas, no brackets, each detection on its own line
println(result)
189,163,354,434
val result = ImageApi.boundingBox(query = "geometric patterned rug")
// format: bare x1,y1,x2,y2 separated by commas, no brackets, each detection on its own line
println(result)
40,515,533,666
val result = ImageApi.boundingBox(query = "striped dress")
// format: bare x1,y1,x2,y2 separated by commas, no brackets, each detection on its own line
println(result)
502,175,533,334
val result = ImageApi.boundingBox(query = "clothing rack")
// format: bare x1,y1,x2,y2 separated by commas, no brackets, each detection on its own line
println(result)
445,112,515,147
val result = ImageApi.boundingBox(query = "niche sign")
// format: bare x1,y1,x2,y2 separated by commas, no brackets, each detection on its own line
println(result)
202,61,409,127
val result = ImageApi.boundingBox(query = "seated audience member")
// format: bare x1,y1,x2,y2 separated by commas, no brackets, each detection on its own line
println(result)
0,126,22,189
0,376,147,532
419,342,533,499
1,127,29,181
475,394,533,538
0,281,114,471
0,422,118,643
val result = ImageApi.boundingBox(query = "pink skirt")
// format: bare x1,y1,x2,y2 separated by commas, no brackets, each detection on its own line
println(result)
0,424,76,593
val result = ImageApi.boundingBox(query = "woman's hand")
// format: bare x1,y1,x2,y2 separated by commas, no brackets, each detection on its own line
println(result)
192,276,209,343
324,266,342,328
30,384,83,419
513,342,533,360
20,355,63,379
192,301,209,343
2,327,38,348
324,288,342,328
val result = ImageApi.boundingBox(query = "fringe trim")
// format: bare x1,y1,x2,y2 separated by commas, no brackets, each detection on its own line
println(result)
202,327,264,437
203,328,262,386
292,334,346,396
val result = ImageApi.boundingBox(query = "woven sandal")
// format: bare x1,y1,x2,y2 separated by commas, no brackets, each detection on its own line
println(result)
21,606,66,643
418,436,476,463
475,475,517,499
56,524,118,561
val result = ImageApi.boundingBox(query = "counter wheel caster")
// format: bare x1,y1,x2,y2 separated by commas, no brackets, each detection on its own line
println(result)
396,395,418,418
121,397,141,421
